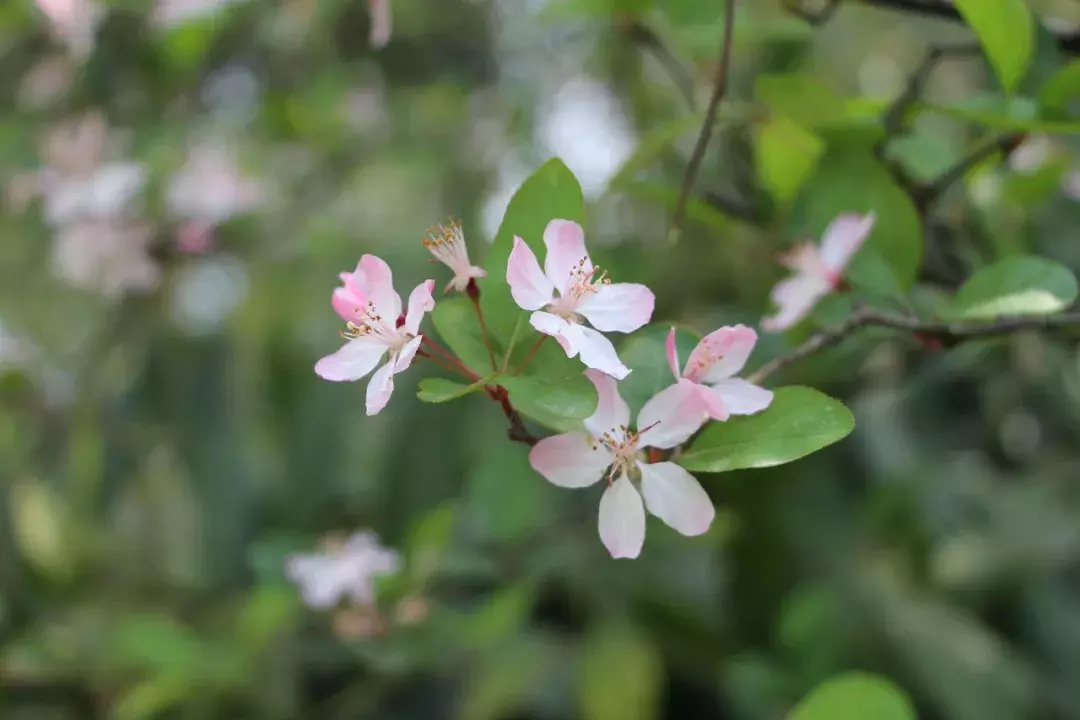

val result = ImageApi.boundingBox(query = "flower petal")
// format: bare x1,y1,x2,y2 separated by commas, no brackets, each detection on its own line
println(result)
365,360,397,415
315,339,387,382
404,279,435,335
638,461,714,537
637,380,709,449
368,0,392,48
529,432,611,488
284,555,343,609
394,335,423,372
819,212,876,276
332,285,365,323
530,311,578,356
583,368,631,438
665,327,681,379
704,379,773,416
578,283,655,333
761,274,831,333
542,219,590,292
355,254,402,319
691,324,758,384
598,476,645,559
508,236,554,310
576,326,630,379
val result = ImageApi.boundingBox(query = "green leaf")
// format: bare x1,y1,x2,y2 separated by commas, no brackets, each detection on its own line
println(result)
499,371,598,432
954,0,1034,93
789,673,916,720
617,324,701,417
755,74,844,127
11,478,74,581
115,675,193,720
755,116,825,205
790,143,922,288
950,256,1078,319
679,387,854,473
580,623,662,720
1039,59,1080,111
466,441,553,541
417,376,493,403
406,504,456,588
480,159,585,342
431,296,501,374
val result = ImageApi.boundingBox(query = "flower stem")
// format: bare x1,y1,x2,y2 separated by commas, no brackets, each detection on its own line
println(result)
469,294,497,371
500,315,525,374
515,335,548,375
416,349,473,379
419,336,482,381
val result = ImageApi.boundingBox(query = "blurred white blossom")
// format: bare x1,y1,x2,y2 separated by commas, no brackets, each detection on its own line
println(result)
153,0,245,27
285,531,400,610
33,0,104,59
167,140,266,230
52,219,160,298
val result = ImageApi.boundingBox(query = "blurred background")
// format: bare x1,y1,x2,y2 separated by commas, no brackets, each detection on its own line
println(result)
5,0,1080,718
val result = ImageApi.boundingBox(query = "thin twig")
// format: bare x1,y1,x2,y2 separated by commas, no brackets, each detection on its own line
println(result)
469,293,497,371
670,0,737,238
748,307,1080,384
619,18,697,110
913,133,1023,210
515,335,548,375
783,0,840,25
493,385,538,446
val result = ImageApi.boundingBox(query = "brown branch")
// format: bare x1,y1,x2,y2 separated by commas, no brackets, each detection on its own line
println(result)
748,307,1080,384
619,18,697,110
913,133,1024,210
670,0,737,239
490,385,538,446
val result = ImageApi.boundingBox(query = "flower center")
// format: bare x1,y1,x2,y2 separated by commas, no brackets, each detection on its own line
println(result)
342,300,408,350
422,218,468,271
550,256,610,318
593,420,660,482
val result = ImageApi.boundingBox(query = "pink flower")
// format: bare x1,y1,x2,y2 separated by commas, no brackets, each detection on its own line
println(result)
33,0,103,59
640,326,773,443
315,255,435,415
369,0,391,48
506,219,654,379
529,370,715,559
761,212,876,333
285,531,400,610
423,218,486,293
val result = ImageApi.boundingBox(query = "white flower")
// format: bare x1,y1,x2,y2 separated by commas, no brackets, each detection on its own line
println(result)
166,140,266,227
422,218,486,293
52,219,160,298
285,531,400,610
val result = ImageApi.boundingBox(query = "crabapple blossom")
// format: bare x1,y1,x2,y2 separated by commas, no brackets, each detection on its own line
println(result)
422,218,486,292
51,219,160,298
639,325,773,445
506,219,654,379
315,255,435,415
529,370,715,559
762,212,876,333
285,531,400,610
33,0,103,59
369,0,391,48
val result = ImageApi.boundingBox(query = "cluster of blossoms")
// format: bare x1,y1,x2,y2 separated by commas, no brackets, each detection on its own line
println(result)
313,211,876,560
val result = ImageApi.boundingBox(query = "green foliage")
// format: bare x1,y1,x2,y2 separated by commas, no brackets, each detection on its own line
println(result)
617,323,700,416
755,115,825,205
953,0,1034,93
1038,59,1080,112
499,372,597,431
579,623,662,720
417,376,493,403
679,387,855,473
789,673,916,720
950,256,1079,319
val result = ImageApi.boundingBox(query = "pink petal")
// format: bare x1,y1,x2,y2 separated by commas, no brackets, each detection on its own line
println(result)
638,461,714,537
507,236,554,310
314,339,387,382
704,379,773,416
368,0,392,48
637,380,709,450
696,383,730,422
355,254,402,319
576,326,630,379
529,432,611,488
529,311,577,356
577,283,654,334
332,286,365,323
583,369,630,438
665,327,680,379
598,476,645,559
819,212,876,277
365,360,396,415
689,324,758,385
404,279,435,335
761,274,830,333
542,219,590,293
394,335,423,372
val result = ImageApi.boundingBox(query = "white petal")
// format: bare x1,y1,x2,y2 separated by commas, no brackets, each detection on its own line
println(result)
665,327,681,379
583,369,631,438
704,379,773,415
637,380,709,450
394,335,423,372
761,274,831,333
354,254,402,320
598,476,645,559
507,236,554,310
819,212,876,275
576,326,630,379
542,219,591,293
529,311,579,357
529,432,611,488
368,0,392,48
638,461,715,537
577,283,655,333
365,361,396,415
404,279,435,335
694,324,758,384
314,339,387,382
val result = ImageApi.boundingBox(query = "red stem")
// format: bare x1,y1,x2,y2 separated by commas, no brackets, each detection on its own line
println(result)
420,336,482,381
470,295,497,371
515,335,548,375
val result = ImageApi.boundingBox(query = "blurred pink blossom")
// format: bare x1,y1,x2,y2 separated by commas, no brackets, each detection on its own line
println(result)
506,219,653,379
285,531,400,610
530,370,715,559
153,0,241,27
369,0,391,48
52,219,160,298
32,0,103,59
762,212,876,333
